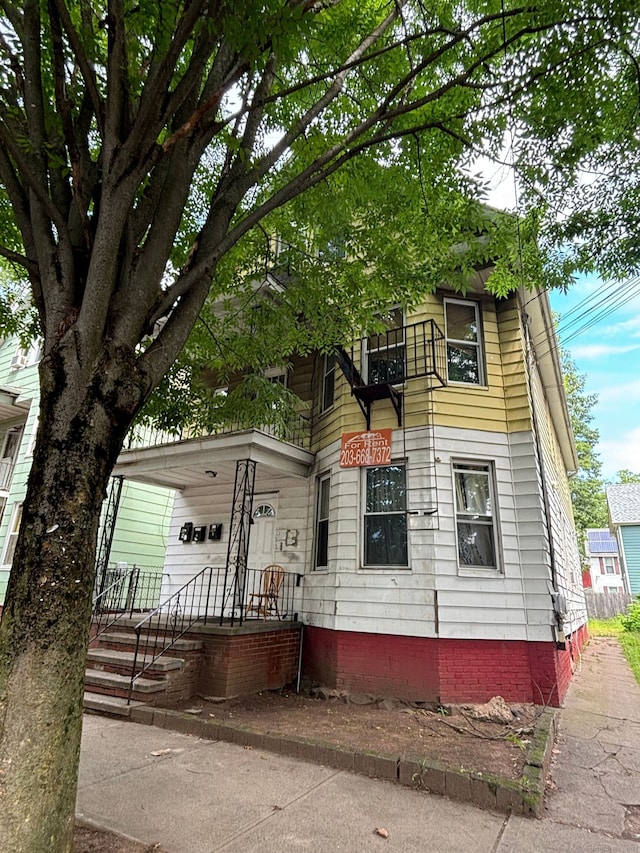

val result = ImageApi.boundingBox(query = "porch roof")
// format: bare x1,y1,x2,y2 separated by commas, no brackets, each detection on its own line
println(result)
113,428,315,489
0,385,30,422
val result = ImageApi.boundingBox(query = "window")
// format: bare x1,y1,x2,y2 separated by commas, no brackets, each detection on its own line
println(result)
603,557,615,574
365,307,405,384
264,367,287,386
253,504,275,518
315,475,330,569
0,426,23,491
321,354,336,411
2,503,23,566
444,299,484,384
453,462,498,570
363,464,408,567
10,339,42,370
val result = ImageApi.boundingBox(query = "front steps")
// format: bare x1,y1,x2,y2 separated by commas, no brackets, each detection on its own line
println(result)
84,627,203,714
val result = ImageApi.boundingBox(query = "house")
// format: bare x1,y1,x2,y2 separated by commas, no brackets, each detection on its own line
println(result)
583,528,627,593
0,334,176,617
109,274,587,708
606,484,640,595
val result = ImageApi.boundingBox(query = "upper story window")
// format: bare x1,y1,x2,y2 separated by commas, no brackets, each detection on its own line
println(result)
365,307,405,385
10,339,42,370
321,354,336,412
264,367,287,387
363,463,408,567
453,461,498,571
444,299,484,385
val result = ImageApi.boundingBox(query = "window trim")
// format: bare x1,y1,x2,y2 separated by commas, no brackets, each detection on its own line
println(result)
452,460,500,574
361,461,409,569
314,473,331,570
444,298,485,386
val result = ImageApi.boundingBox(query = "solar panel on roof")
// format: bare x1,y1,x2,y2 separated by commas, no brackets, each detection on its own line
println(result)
587,530,618,553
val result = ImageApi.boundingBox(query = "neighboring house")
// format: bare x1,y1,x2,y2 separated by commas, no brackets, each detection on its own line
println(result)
606,484,640,595
0,335,175,615
583,528,627,593
113,274,587,708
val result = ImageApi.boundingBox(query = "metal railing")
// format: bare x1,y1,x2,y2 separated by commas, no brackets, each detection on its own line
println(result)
90,565,166,646
126,564,300,702
124,413,311,452
342,319,447,389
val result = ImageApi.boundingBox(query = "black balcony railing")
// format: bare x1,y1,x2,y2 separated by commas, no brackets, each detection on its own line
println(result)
337,319,446,428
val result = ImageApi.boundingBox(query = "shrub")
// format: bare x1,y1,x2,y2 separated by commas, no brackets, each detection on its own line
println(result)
621,597,640,633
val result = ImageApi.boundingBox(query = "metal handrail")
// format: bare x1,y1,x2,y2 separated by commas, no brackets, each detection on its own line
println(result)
90,565,166,646
127,565,222,702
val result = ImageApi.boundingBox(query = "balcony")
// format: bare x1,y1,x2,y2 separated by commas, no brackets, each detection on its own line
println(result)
337,319,447,428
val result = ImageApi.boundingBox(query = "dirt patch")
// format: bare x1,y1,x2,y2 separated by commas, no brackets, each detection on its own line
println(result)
171,689,539,782
75,822,166,852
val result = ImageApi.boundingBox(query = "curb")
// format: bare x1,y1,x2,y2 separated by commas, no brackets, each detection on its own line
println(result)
126,703,557,816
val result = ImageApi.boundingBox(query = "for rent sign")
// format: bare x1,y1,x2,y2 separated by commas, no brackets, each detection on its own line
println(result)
339,429,393,468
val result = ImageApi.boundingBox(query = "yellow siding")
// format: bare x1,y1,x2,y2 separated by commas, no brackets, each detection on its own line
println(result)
310,292,535,454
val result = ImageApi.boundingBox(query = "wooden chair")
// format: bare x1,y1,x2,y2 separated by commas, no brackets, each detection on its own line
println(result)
245,564,285,620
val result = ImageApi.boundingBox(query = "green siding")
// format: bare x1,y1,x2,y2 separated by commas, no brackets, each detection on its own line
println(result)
107,480,174,568
621,526,640,595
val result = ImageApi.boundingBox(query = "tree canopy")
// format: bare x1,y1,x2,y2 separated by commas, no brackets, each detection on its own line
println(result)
1,2,640,851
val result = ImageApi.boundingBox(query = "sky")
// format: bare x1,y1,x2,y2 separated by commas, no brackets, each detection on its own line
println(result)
475,155,640,482
549,277,640,481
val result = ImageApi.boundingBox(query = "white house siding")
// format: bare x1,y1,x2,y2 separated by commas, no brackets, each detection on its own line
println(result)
161,468,312,614
301,424,553,643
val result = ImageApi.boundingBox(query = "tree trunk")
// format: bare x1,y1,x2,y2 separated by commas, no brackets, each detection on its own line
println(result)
0,344,141,852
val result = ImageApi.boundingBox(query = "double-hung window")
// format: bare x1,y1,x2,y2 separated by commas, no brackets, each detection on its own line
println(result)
365,307,405,385
315,475,331,569
321,354,336,412
2,503,22,566
363,464,408,567
444,299,484,384
453,462,498,570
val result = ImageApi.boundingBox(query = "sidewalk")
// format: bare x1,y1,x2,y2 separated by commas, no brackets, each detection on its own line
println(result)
77,637,640,853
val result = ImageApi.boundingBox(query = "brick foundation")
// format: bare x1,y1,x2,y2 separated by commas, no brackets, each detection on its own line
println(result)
197,624,302,698
302,624,589,707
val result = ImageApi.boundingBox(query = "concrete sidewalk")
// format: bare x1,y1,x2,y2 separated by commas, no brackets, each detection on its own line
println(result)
77,637,640,853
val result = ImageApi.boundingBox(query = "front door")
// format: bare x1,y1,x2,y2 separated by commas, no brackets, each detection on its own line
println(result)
248,497,277,571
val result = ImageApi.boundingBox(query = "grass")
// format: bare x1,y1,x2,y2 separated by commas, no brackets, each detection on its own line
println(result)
588,617,640,686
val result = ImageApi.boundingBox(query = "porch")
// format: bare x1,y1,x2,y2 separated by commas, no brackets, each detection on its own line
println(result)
86,427,313,713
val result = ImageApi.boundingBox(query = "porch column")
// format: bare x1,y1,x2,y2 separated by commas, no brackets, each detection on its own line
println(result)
223,459,257,624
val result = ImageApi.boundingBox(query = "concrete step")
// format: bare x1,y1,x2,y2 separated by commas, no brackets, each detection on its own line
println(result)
85,669,167,694
83,691,145,717
87,648,184,672
96,632,203,652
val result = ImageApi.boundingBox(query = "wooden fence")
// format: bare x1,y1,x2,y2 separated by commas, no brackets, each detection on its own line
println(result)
585,590,634,620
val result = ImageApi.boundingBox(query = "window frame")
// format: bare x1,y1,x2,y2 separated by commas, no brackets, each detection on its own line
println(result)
314,473,331,570
362,461,409,569
444,298,485,386
452,460,500,573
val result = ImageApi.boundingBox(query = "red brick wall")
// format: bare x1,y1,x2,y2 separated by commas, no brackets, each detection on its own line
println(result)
302,626,588,707
439,640,533,704
198,627,301,698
